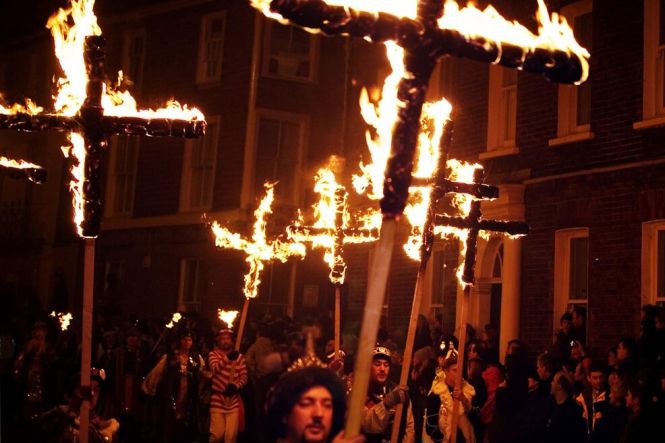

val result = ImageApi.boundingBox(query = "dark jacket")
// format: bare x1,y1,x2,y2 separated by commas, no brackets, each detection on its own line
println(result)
543,397,587,443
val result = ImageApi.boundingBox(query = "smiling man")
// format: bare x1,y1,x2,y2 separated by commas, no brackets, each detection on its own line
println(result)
266,366,364,443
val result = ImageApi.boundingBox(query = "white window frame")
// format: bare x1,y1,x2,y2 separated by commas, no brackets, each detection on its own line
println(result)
179,116,220,212
262,20,319,83
481,65,519,159
635,0,665,130
549,0,594,146
642,220,665,306
122,29,146,92
104,136,140,218
553,228,589,333
196,11,226,85
253,109,308,207
178,258,200,312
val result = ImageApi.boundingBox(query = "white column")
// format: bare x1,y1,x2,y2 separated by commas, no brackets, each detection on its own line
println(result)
499,237,522,363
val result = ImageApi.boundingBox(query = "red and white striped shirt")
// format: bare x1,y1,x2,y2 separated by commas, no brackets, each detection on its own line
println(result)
208,348,248,412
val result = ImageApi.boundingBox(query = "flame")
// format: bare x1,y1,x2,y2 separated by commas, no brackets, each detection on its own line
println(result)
0,156,42,170
438,0,589,84
211,183,305,299
402,99,452,261
50,311,73,331
251,0,589,84
352,42,405,199
44,0,205,236
0,96,44,115
288,167,378,285
165,312,182,329
217,309,239,330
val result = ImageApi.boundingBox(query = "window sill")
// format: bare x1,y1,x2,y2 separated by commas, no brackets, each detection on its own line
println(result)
548,131,595,147
479,146,519,160
633,116,665,130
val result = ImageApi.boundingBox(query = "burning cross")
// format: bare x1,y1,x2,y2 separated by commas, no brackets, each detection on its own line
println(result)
211,183,306,300
0,1,205,238
287,167,378,286
432,168,529,285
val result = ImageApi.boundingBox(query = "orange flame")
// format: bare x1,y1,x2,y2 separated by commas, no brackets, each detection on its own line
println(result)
217,309,240,330
0,156,42,170
288,168,378,285
0,96,44,115
165,312,182,329
211,183,306,299
50,311,73,331
251,0,589,84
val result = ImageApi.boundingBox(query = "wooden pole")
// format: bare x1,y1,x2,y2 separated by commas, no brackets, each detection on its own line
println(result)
79,238,95,443
344,218,397,437
334,284,341,356
449,284,471,443
389,264,427,442
235,298,250,351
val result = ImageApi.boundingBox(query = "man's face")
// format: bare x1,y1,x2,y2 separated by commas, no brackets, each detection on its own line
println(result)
216,333,233,351
588,371,606,392
550,373,561,396
286,386,333,443
506,342,519,355
370,358,390,384
561,319,572,334
572,312,584,328
467,344,479,360
617,342,629,361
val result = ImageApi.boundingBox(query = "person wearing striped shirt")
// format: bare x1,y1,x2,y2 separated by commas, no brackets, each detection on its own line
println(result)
208,327,247,443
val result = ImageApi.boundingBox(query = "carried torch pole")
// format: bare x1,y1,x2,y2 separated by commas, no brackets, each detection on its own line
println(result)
235,298,250,351
389,120,453,442
79,238,95,442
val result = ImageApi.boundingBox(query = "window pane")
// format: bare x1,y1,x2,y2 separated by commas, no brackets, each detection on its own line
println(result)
501,87,517,143
658,230,665,298
268,24,312,79
255,117,301,204
569,237,589,300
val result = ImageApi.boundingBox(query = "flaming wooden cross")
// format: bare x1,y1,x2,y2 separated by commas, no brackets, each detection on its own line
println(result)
211,183,305,348
0,156,47,184
0,0,205,238
288,167,378,286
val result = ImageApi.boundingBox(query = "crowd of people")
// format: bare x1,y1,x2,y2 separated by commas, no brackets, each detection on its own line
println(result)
1,289,665,442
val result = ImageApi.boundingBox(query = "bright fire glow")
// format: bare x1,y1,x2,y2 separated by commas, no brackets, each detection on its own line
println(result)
250,0,589,84
217,309,240,330
0,156,42,170
44,0,205,237
211,183,306,299
50,311,73,331
352,42,404,199
288,167,378,285
165,312,182,329
0,96,44,115
438,0,589,84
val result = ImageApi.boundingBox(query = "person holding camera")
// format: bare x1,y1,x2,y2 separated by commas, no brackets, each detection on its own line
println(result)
208,327,247,443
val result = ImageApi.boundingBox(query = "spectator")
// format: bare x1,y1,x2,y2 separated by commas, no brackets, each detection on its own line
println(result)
522,352,557,442
620,381,654,443
590,374,630,443
551,312,575,364
576,361,609,436
572,307,587,346
431,353,476,443
543,371,587,443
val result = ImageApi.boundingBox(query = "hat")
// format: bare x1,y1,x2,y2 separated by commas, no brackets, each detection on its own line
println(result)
372,345,392,362
216,327,234,337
